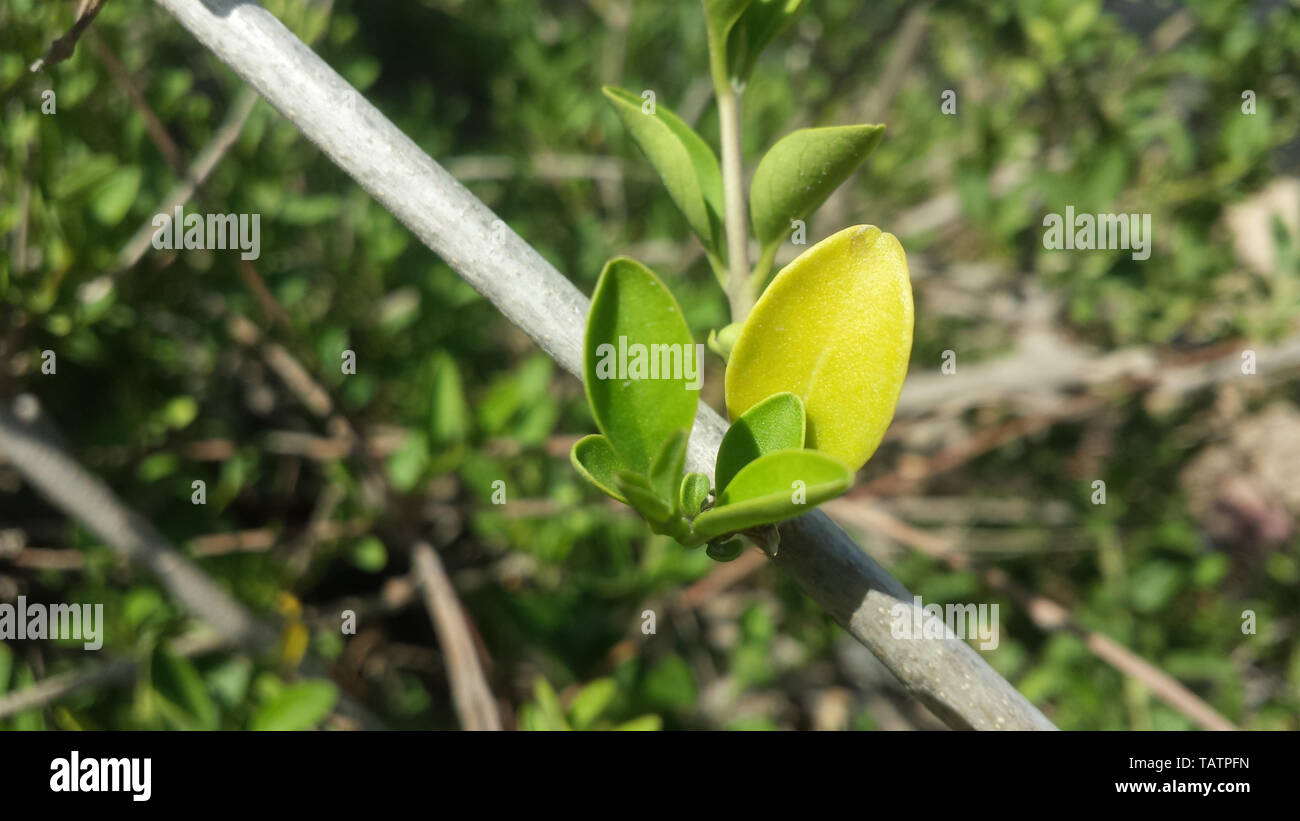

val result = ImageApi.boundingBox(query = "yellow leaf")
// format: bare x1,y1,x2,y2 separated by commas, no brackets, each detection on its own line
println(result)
724,225,913,471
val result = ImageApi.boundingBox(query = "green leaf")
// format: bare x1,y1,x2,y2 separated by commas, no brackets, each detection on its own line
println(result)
725,225,913,471
151,647,218,730
11,664,44,730
249,680,339,731
0,643,14,695
614,470,674,526
615,714,664,731
679,472,711,517
568,678,618,730
644,654,698,709
350,536,388,572
601,87,725,258
428,351,471,446
692,449,852,540
715,391,804,493
707,321,743,361
749,125,885,249
529,677,570,731
90,166,141,226
726,0,807,83
649,428,689,511
570,434,629,503
703,0,753,41
583,257,700,473
279,194,344,225
385,431,429,492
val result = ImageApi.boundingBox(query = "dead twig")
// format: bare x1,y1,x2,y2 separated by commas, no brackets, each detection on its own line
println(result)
29,0,108,73
412,542,501,731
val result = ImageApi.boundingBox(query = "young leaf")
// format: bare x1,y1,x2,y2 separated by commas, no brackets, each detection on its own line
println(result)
428,350,471,446
725,225,912,472
614,470,674,526
568,678,618,730
707,321,743,361
649,428,689,510
749,125,885,249
570,434,629,503
726,0,807,83
584,257,700,473
679,472,711,518
702,0,753,64
692,448,852,540
715,391,804,493
602,86,725,258
249,680,339,731
151,646,218,731
703,0,753,38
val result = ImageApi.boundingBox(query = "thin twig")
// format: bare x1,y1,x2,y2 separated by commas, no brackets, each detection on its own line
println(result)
89,34,186,176
29,0,108,73
102,86,260,281
0,395,385,729
0,396,274,651
412,542,501,731
0,630,227,721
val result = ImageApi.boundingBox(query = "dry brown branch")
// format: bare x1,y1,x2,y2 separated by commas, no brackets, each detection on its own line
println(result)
29,0,108,73
412,542,501,731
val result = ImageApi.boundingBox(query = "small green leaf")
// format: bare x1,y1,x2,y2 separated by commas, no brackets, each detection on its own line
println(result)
570,434,629,503
151,646,218,730
725,225,913,471
350,536,388,572
90,166,141,226
429,351,471,446
249,680,338,731
568,678,618,730
615,714,664,731
583,257,700,473
706,538,745,562
715,391,804,493
614,470,673,526
649,428,689,510
726,0,807,82
0,644,12,694
749,125,885,249
679,472,711,517
707,321,743,361
602,87,725,258
12,665,44,730
692,449,852,540
530,677,571,731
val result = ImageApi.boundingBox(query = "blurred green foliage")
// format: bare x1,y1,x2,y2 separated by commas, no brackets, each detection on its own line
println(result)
1,0,1298,730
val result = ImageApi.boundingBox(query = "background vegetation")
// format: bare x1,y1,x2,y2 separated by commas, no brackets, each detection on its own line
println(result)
1,0,1298,730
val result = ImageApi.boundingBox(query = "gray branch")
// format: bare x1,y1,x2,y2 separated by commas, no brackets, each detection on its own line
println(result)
0,397,384,730
152,0,1054,730
0,397,274,653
